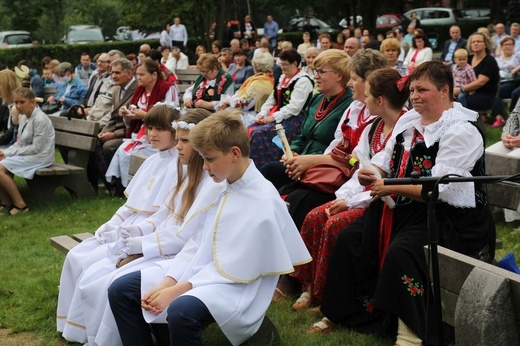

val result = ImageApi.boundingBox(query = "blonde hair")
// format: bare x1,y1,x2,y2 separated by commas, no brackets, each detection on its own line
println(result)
190,109,249,157
171,109,212,220
380,38,401,52
313,49,351,88
0,70,21,105
453,48,469,58
196,53,220,71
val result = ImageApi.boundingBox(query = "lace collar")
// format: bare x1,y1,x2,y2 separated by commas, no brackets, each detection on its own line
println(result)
392,102,477,147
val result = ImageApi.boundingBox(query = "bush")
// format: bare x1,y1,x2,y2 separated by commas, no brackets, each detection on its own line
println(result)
0,39,160,69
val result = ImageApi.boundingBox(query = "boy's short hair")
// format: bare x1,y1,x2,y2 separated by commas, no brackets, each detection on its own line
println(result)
454,48,469,58
190,110,250,157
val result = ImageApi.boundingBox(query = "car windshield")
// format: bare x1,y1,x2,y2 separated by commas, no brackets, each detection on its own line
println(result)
5,35,32,45
68,29,103,42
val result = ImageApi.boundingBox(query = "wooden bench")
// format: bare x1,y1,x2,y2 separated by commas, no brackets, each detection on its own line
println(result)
127,152,149,184
175,69,200,99
428,245,520,345
50,232,94,255
26,116,99,202
42,85,57,102
485,149,520,211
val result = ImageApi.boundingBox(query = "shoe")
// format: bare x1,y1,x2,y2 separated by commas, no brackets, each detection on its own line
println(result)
498,253,520,274
8,204,29,216
491,118,506,128
0,203,13,214
272,287,287,302
307,317,337,334
292,291,311,311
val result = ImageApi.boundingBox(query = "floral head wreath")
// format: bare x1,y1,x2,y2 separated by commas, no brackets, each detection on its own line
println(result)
172,121,197,130
396,75,409,92
153,101,180,111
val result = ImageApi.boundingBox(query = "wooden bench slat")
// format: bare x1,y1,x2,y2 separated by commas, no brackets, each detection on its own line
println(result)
129,153,148,177
50,235,80,255
72,232,94,242
55,131,98,152
49,116,100,135
52,162,85,173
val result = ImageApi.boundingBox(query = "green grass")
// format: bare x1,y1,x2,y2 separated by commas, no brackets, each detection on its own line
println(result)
0,127,518,345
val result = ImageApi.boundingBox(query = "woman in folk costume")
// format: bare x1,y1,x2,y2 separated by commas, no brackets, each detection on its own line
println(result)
269,49,388,301
313,62,495,345
57,104,181,343
218,52,275,127
292,69,409,312
105,60,179,188
248,48,314,167
182,53,234,112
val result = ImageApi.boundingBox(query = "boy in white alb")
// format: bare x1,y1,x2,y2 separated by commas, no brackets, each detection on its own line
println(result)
108,110,311,345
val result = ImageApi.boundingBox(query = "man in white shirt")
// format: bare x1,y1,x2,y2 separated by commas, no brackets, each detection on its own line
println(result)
165,46,189,74
169,17,188,52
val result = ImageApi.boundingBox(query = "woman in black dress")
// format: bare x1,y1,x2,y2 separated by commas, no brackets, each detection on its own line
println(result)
312,61,495,346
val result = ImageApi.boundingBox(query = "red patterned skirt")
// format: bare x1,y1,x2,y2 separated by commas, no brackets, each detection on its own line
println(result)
291,200,365,304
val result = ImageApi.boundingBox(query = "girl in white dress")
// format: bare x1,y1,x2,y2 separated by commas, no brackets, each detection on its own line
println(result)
76,109,213,346
57,103,180,343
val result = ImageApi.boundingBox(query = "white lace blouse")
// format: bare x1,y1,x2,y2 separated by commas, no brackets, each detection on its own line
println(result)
371,102,482,208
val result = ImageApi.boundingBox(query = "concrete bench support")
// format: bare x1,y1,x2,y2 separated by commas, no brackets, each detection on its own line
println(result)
455,267,519,345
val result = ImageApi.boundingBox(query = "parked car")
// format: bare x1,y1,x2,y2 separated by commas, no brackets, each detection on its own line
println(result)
63,25,104,44
0,31,36,48
404,7,464,26
113,26,133,41
460,8,490,22
376,14,410,29
283,16,337,34
340,14,409,30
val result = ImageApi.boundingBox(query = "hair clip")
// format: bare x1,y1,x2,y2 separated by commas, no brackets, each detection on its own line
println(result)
154,101,180,111
396,75,409,92
171,121,196,130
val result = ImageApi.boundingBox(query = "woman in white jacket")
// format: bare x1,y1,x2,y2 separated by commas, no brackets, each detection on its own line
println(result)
404,34,433,72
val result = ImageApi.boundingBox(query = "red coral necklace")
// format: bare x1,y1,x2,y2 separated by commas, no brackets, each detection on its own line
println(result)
315,88,347,121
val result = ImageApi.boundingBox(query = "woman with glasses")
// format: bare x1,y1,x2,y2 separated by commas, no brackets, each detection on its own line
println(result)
247,48,314,167
493,37,520,127
454,32,502,126
183,54,234,111
266,49,389,302
227,48,254,91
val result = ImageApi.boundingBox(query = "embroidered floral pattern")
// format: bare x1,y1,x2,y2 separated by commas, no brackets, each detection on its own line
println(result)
233,91,255,109
217,75,227,94
412,154,433,176
401,275,424,296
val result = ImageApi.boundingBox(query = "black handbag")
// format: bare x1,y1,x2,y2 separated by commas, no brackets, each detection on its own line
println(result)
41,101,61,114
63,104,86,120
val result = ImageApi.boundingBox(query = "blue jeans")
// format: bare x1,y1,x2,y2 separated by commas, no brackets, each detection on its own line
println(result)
108,271,215,346
167,296,214,345
457,91,503,117
108,271,154,346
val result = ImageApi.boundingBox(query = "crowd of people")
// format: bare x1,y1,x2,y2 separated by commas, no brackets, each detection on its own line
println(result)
0,13,512,346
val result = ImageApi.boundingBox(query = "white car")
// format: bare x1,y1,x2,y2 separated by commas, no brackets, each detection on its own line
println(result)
0,31,36,48
404,7,464,26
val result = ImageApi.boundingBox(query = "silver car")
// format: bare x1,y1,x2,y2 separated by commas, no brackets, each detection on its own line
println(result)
404,7,464,26
0,31,36,48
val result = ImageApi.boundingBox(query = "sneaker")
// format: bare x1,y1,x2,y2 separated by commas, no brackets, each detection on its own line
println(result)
491,118,506,128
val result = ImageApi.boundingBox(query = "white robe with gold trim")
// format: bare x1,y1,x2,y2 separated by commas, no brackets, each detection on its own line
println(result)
57,147,179,343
